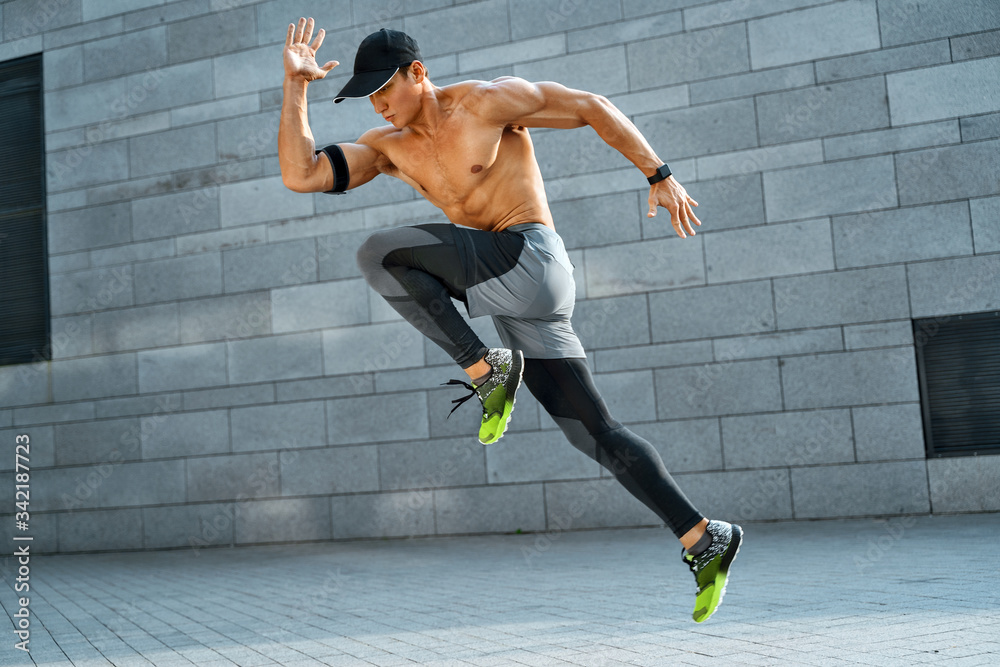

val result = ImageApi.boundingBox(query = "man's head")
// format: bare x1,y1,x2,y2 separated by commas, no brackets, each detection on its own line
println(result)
366,60,429,127
334,28,423,104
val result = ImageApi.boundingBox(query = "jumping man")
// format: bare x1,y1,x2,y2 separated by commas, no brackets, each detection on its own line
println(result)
277,18,742,623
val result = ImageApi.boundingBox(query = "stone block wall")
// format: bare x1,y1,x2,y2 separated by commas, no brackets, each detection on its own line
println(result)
0,0,998,553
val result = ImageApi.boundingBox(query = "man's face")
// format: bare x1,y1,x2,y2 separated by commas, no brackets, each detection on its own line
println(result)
368,70,417,127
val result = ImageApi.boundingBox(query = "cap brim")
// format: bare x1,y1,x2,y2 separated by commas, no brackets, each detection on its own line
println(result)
334,68,398,103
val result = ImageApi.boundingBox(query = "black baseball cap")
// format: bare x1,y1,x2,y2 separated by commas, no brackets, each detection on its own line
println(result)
334,28,422,103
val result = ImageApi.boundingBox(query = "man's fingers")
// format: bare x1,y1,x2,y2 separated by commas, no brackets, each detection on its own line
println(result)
294,17,306,43
647,181,700,237
285,23,294,48
311,27,326,52
647,186,699,237
303,17,314,46
321,60,339,72
683,204,702,236
670,200,692,239
672,213,687,239
689,207,702,227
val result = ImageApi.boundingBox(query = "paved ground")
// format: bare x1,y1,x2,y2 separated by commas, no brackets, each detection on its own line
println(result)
1,513,998,666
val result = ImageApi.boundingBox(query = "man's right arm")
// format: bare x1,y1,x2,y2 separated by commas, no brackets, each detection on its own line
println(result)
277,17,381,193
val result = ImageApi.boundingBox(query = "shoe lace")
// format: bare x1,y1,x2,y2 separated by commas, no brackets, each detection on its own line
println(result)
683,548,704,576
441,379,480,419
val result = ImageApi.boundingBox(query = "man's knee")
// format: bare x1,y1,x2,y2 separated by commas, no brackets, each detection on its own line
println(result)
356,230,393,284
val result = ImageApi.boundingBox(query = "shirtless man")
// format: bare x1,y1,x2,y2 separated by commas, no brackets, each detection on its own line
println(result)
278,18,742,623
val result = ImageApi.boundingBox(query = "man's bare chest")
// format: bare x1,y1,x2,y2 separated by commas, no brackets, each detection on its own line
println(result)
382,123,514,200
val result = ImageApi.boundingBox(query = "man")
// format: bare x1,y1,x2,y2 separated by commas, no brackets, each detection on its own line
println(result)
278,17,742,623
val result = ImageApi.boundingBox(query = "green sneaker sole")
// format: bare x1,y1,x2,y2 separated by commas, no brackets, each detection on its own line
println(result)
479,351,524,445
480,392,516,444
693,524,743,623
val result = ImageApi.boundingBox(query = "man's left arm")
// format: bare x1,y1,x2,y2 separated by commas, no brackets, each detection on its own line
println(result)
473,77,700,239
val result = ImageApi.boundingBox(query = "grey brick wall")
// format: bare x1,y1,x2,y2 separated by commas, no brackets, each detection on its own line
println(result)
1,0,998,554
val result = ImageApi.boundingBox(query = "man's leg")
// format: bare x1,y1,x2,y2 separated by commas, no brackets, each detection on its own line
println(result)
356,224,489,371
356,224,525,443
521,357,705,538
522,356,742,623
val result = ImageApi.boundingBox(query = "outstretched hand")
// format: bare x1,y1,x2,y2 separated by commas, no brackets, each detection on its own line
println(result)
284,17,338,82
648,176,701,239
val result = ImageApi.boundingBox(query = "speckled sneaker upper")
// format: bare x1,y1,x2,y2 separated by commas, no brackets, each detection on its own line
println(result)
443,348,524,445
683,520,743,623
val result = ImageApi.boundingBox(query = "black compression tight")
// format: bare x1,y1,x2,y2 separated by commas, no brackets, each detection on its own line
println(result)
524,357,705,539
356,226,705,538
356,225,490,368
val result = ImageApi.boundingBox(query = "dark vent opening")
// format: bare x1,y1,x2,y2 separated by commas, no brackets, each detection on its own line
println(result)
914,311,1000,458
0,53,49,367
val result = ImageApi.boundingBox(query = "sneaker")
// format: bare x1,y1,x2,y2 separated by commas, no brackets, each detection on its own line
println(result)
682,520,743,623
443,348,524,445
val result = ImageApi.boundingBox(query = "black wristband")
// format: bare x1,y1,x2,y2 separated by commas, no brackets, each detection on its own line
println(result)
647,163,671,185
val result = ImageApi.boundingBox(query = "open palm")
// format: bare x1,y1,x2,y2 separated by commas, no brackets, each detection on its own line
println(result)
284,17,338,82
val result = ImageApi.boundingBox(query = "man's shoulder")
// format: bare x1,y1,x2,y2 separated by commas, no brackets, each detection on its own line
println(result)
357,125,399,146
354,126,404,170
448,76,529,100
447,77,536,120
437,79,489,109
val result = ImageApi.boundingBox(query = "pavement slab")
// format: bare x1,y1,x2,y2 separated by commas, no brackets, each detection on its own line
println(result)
1,514,998,666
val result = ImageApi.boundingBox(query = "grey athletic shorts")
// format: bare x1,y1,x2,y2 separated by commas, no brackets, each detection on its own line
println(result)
356,221,586,363
465,223,586,360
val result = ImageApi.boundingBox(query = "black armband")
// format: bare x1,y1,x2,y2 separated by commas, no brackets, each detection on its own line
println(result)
315,144,350,194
